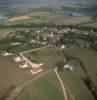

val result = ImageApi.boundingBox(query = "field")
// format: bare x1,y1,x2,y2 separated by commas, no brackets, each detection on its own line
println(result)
0,46,65,100
24,46,65,70
24,46,96,100
8,16,30,22
0,28,31,38
59,60,95,100
64,47,97,88
59,47,97,100
16,71,64,100
0,45,96,100
0,12,92,25
0,54,33,99
81,21,97,28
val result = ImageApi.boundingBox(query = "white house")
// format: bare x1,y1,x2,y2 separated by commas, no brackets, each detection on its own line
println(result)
61,45,66,49
13,56,23,63
64,64,73,71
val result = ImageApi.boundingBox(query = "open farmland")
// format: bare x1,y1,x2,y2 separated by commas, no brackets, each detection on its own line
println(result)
64,47,97,88
17,71,64,100
8,16,31,22
59,60,95,100
23,46,96,100
24,46,65,70
60,47,97,100
0,54,33,99
81,21,97,28
0,28,30,38
0,12,92,25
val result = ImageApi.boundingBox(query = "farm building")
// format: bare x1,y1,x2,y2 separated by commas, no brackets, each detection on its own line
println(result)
64,64,73,71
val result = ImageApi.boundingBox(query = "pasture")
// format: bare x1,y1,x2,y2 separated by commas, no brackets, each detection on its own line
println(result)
16,71,64,100
59,47,97,100
24,46,96,100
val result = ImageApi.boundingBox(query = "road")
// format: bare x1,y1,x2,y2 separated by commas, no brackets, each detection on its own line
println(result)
54,68,68,100
21,45,52,54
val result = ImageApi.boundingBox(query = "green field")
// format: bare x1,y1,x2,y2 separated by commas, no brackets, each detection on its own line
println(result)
24,46,96,100
81,21,97,28
1,12,92,25
64,47,97,87
24,46,64,70
60,47,97,100
59,61,95,100
17,71,64,100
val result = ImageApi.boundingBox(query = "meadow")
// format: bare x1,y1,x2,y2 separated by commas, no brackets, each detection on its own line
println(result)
16,71,64,100
23,46,96,100
60,47,97,100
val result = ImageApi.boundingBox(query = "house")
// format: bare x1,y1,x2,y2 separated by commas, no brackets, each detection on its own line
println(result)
13,56,23,63
64,64,73,71
30,39,36,43
1,51,13,56
51,36,60,44
10,42,21,46
61,45,66,49
19,61,30,69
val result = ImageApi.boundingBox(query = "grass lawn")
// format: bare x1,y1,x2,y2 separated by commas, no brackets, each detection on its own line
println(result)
16,71,64,100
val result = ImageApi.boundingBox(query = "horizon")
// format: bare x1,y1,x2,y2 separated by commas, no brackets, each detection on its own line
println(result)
0,0,97,4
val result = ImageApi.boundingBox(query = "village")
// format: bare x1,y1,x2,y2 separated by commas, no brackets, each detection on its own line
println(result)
1,27,97,76
0,27,81,75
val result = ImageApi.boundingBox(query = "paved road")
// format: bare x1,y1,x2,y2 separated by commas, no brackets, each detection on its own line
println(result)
54,68,68,100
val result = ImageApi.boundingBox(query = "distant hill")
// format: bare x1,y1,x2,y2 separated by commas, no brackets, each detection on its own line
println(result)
0,0,97,4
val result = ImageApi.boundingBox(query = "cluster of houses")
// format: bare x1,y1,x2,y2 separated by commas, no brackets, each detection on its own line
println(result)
1,51,43,75
84,29,97,36
7,27,81,46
